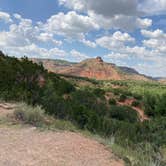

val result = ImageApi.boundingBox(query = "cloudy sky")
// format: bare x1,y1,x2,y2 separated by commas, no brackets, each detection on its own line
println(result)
0,0,166,77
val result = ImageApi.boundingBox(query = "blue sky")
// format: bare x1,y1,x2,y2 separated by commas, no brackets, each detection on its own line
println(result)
0,0,166,77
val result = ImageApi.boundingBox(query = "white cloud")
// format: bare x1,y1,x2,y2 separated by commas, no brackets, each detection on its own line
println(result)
96,31,135,50
0,17,37,47
1,44,67,59
141,29,166,53
0,13,62,47
59,0,85,11
81,38,96,48
141,29,166,39
0,12,91,62
0,11,12,23
44,11,99,39
70,49,90,61
139,0,166,15
58,0,154,31
88,11,152,31
37,33,62,46
59,0,140,16
59,0,166,16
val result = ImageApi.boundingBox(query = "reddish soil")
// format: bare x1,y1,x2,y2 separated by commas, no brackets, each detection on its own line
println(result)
32,57,150,81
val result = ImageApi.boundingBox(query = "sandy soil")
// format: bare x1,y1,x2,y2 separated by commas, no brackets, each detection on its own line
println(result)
0,103,124,166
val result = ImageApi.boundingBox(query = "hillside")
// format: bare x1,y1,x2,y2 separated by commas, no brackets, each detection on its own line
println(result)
0,51,166,165
0,103,123,166
33,57,151,81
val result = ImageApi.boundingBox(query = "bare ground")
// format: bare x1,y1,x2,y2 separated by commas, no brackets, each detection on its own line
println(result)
0,103,124,166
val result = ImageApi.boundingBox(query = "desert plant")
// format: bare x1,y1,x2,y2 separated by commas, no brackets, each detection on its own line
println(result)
109,105,139,123
132,100,140,107
119,94,127,102
109,98,117,105
14,103,45,126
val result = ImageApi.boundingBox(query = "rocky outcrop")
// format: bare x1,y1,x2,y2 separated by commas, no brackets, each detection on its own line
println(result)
32,57,151,81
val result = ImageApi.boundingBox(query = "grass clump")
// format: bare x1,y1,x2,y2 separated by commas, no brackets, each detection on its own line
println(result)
14,103,45,127
14,103,77,131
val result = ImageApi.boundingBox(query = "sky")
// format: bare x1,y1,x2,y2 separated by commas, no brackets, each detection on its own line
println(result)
0,0,166,77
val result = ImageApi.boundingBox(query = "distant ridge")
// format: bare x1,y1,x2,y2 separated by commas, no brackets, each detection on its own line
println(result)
32,57,152,81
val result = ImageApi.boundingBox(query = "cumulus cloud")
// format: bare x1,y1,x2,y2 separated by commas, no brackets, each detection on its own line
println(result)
41,11,99,47
0,11,12,23
70,49,90,61
96,31,135,50
59,0,166,16
0,13,62,47
59,0,140,16
59,0,153,31
141,29,166,39
0,11,90,62
37,33,62,46
81,38,96,48
1,43,67,59
0,12,66,60
85,0,140,17
141,29,166,53
59,0,85,11
139,0,166,15
88,11,152,31
44,11,99,39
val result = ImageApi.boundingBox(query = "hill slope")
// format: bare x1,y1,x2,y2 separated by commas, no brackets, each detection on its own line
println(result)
33,57,151,81
0,103,124,166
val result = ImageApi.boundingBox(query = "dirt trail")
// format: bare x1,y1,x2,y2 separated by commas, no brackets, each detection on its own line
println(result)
0,103,124,166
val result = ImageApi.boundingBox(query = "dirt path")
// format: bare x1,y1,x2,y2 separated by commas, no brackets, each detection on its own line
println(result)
0,103,124,166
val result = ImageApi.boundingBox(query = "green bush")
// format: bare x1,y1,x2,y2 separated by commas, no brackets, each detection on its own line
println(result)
144,93,158,117
155,94,166,116
109,98,117,105
133,93,142,100
93,88,105,97
131,100,140,107
119,94,127,102
109,105,139,123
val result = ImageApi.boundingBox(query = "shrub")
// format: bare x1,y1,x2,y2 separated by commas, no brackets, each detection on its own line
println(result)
14,103,45,126
109,98,117,105
133,93,142,100
155,94,166,116
119,94,127,102
109,105,139,123
131,100,140,107
144,93,158,117
70,105,89,129
93,88,105,97
48,119,77,131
